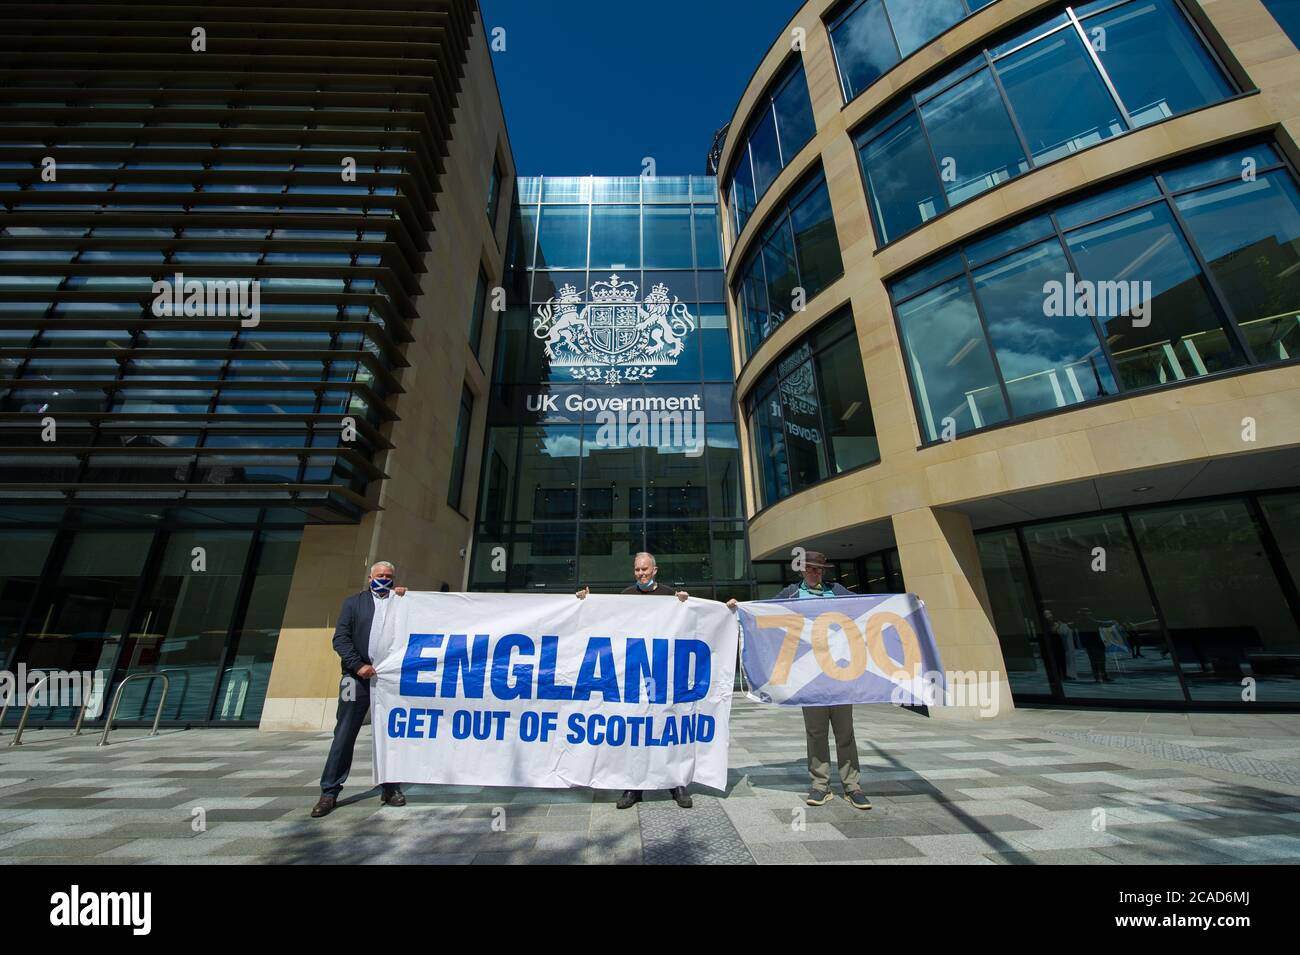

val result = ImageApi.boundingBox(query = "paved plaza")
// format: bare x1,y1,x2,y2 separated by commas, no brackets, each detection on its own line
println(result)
3,700,1300,864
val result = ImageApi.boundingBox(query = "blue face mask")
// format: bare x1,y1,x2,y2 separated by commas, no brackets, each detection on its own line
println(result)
635,578,656,592
370,577,393,595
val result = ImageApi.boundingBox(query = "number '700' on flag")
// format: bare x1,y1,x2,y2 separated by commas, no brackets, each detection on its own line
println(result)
735,594,945,707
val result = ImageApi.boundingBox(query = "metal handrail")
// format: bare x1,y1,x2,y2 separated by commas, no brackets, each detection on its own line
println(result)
6,672,93,747
98,672,170,747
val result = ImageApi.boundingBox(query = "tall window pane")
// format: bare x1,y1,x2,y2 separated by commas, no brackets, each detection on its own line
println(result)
707,424,743,518
693,205,723,269
830,0,901,101
468,266,487,355
116,530,253,722
535,205,588,269
14,530,153,721
1022,515,1183,700
919,68,1029,206
1174,172,1300,363
897,277,1009,439
751,381,790,505
1064,202,1245,388
1132,500,1300,702
515,425,581,521
761,218,799,333
995,27,1125,164
589,205,640,269
777,351,831,491
815,332,879,472
972,239,1117,416
730,162,756,236
1086,0,1234,127
978,529,1055,695
789,179,843,298
748,107,782,199
214,529,301,722
448,386,474,511
580,425,642,521
772,63,816,160
740,253,771,356
857,109,946,244
643,204,693,268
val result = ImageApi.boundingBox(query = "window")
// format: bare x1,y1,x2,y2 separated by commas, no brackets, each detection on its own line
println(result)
854,1,1236,246
447,385,475,512
486,157,502,227
733,168,843,359
978,494,1300,704
468,266,488,356
723,58,817,237
889,141,1298,442
590,205,640,269
535,205,588,269
745,308,879,507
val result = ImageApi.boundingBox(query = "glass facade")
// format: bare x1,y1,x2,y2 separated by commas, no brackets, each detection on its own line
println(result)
855,0,1236,245
978,493,1300,704
471,176,752,600
733,167,844,359
0,514,301,725
891,142,1300,442
722,58,817,239
745,308,879,508
829,0,997,101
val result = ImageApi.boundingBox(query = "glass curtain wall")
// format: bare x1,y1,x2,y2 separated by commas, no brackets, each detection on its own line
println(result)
471,176,752,601
977,492,1300,704
855,0,1236,245
745,308,880,508
723,58,817,238
0,512,301,725
890,142,1300,442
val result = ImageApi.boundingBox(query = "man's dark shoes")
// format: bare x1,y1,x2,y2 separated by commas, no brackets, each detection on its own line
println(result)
669,786,693,809
616,789,642,809
805,788,833,806
846,789,872,810
381,789,406,807
310,794,337,818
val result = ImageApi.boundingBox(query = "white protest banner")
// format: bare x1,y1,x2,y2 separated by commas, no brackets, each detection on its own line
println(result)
368,592,738,791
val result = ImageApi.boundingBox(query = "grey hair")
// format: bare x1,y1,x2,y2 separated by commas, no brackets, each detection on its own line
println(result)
370,560,396,574
633,552,656,566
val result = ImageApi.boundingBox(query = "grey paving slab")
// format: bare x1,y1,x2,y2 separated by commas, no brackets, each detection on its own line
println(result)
2,700,1299,864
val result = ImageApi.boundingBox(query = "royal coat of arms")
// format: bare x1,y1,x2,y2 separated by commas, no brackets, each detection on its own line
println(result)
532,274,697,385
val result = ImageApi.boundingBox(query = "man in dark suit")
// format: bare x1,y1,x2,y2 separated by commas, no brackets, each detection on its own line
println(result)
311,560,408,818
576,551,693,811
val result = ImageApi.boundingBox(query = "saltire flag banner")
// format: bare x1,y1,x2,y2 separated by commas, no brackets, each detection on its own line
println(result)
736,594,944,706
368,592,738,790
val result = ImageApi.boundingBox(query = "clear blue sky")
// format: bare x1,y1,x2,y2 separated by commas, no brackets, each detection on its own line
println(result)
479,0,801,177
